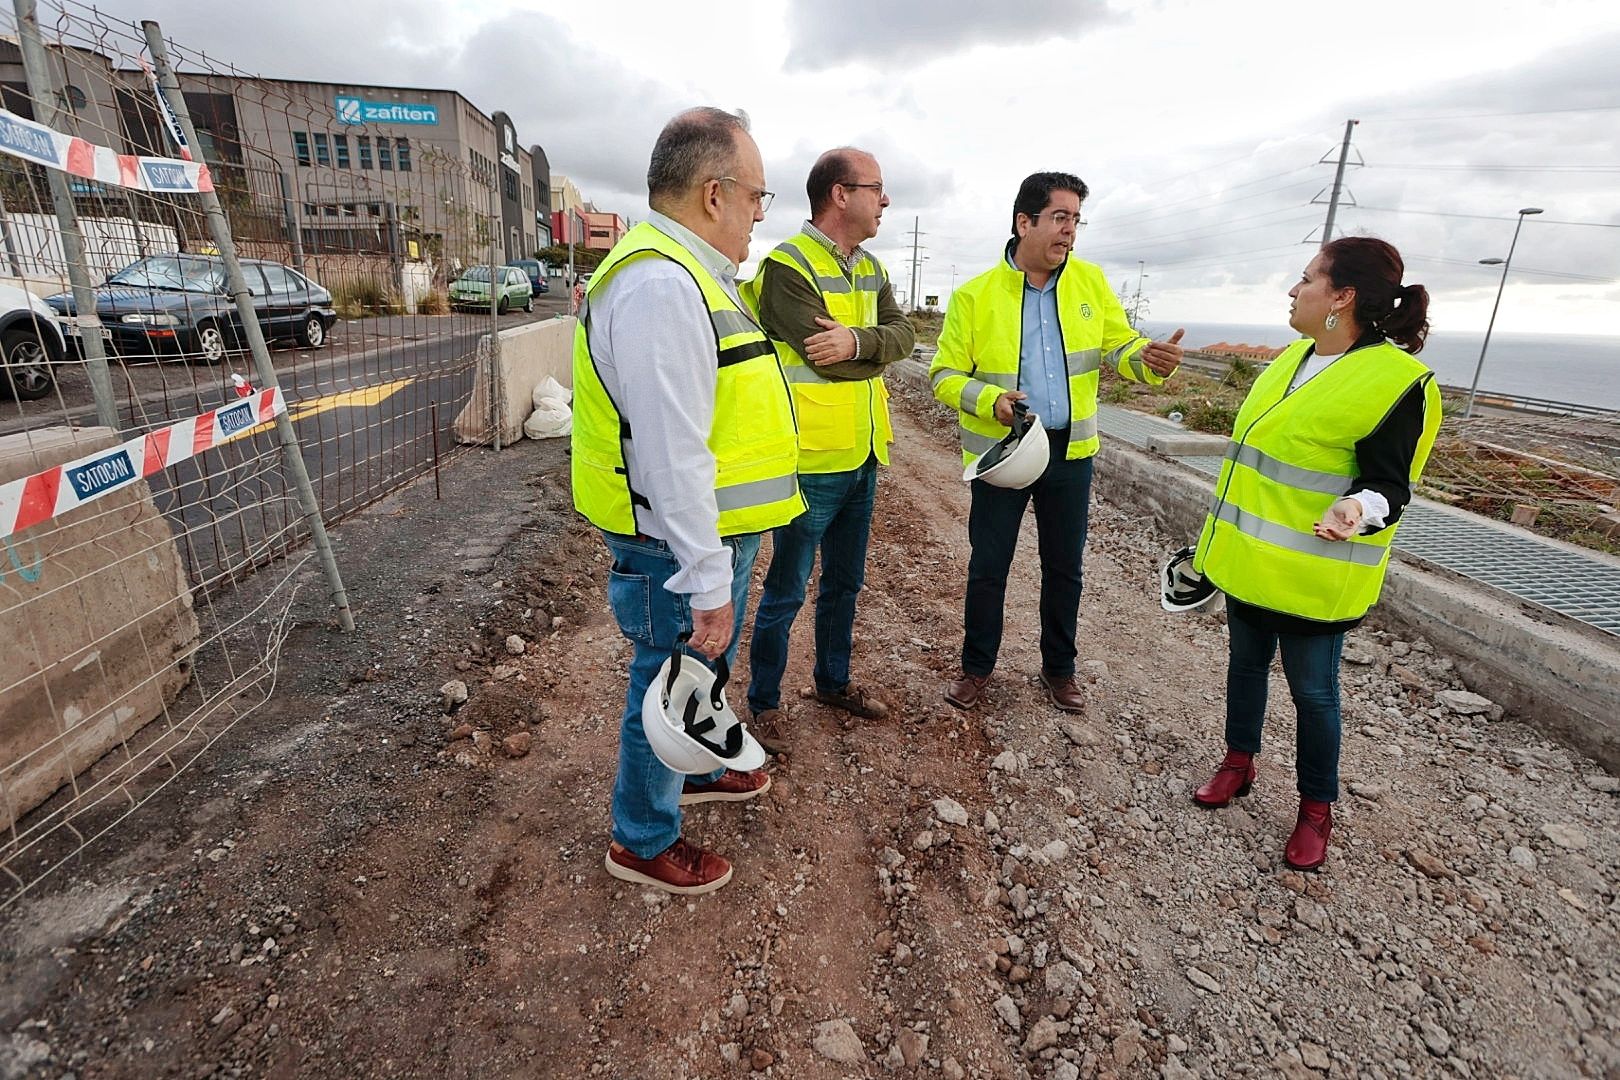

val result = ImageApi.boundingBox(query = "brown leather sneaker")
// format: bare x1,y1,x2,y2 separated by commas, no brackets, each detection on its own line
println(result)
679,768,772,806
750,708,789,756
605,838,733,895
945,671,990,710
1039,669,1086,713
814,681,889,720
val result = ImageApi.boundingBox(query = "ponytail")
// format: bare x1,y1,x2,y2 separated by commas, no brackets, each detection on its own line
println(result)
1379,282,1430,354
1320,236,1430,354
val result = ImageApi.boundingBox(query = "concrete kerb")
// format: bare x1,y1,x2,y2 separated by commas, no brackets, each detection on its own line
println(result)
1095,438,1620,773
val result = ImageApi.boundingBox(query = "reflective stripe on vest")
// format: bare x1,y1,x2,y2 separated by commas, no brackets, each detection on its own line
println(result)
571,222,804,537
928,255,1155,465
743,232,893,474
1193,338,1443,622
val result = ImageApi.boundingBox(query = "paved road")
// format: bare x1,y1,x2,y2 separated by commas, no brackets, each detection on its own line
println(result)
16,291,574,585
0,292,572,438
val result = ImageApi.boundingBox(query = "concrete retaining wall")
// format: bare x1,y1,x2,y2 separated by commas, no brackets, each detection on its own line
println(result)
0,426,199,831
454,316,576,446
1096,440,1620,772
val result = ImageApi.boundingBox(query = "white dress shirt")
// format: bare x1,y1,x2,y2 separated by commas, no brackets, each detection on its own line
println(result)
584,211,746,609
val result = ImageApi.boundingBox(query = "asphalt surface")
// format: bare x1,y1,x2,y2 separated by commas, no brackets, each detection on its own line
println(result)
7,292,574,584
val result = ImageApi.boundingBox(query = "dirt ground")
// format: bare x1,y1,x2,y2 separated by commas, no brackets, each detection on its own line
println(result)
2,382,1617,1080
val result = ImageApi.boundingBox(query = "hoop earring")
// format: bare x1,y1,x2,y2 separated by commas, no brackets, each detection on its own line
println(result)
1324,311,1339,331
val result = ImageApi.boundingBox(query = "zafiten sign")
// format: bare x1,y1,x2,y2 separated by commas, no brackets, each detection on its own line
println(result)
335,96,440,126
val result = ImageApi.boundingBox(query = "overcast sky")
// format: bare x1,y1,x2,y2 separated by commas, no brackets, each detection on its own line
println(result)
43,0,1620,335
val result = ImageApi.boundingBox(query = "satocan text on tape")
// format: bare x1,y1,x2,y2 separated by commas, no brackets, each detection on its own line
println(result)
0,107,211,194
0,386,283,541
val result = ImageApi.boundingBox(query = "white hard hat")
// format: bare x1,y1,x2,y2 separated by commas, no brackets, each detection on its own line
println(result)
1161,546,1220,613
642,641,766,775
963,402,1049,489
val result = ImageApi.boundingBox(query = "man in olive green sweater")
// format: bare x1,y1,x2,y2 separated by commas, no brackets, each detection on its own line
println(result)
741,148,915,753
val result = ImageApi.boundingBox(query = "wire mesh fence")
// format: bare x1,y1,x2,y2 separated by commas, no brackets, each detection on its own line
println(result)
0,0,538,908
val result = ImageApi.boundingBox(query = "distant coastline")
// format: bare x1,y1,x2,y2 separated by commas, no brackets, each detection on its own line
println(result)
1143,321,1620,411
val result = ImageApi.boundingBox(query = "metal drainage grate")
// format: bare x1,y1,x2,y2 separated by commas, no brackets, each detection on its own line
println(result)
1097,407,1620,637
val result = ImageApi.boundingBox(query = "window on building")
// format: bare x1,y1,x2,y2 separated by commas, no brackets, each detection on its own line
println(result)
334,135,350,169
357,135,373,170
323,205,338,217
378,139,393,170
293,131,310,167
302,202,317,218
367,203,380,216
396,138,411,172
313,132,330,167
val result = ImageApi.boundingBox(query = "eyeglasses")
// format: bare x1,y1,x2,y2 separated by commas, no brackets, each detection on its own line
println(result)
713,176,775,213
1030,210,1087,230
838,181,885,196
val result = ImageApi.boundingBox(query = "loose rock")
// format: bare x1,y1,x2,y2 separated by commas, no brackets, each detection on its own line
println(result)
811,1019,866,1064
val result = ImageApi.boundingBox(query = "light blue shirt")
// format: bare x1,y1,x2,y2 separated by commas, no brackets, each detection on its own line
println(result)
1008,248,1070,430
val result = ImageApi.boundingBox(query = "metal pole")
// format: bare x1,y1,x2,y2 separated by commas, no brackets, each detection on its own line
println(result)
277,168,305,273
430,400,442,500
14,0,120,431
909,216,920,314
487,177,502,452
143,20,355,631
1131,260,1146,326
1465,213,1529,420
1320,118,1359,247
0,192,24,278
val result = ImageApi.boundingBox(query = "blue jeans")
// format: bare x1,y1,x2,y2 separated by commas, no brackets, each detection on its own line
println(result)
1224,603,1345,803
963,431,1091,677
603,531,760,858
747,458,877,714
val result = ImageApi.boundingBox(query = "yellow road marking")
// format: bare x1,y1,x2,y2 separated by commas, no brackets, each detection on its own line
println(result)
243,377,416,436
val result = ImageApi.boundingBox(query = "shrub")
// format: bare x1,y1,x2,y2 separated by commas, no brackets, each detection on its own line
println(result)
1185,398,1239,434
331,277,390,318
1222,356,1257,387
1102,380,1133,404
417,289,449,315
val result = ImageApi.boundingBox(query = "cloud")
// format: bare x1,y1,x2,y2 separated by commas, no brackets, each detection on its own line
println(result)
782,0,1123,71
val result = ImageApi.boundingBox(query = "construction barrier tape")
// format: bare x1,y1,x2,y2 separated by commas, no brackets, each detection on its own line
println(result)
0,385,282,541
0,107,212,193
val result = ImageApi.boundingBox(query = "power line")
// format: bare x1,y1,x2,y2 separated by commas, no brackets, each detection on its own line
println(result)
1404,254,1614,283
1372,163,1620,173
1348,205,1620,229
1363,104,1620,122
1093,165,1318,228
1084,205,1314,256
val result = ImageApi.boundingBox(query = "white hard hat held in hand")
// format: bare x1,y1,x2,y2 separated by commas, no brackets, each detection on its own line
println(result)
1161,546,1220,613
963,400,1049,489
642,634,767,775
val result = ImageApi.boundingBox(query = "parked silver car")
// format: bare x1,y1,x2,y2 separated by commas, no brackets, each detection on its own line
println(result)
0,283,68,401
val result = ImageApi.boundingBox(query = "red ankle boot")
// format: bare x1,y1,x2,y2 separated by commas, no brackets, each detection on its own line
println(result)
1284,798,1333,871
1193,750,1256,808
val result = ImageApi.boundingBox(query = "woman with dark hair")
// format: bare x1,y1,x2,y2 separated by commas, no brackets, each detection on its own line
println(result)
1188,236,1443,871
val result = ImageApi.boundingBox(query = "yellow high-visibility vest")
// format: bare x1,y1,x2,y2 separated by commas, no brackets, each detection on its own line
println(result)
742,233,892,474
1193,338,1443,622
929,254,1160,463
571,222,804,536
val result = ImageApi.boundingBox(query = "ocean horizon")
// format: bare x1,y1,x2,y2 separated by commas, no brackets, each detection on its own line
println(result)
1139,320,1620,411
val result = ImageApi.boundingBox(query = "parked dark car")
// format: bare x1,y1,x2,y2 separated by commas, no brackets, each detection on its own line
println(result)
509,258,550,294
45,254,338,365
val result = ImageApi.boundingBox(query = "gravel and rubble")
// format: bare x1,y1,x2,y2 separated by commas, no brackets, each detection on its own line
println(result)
0,387,1614,1079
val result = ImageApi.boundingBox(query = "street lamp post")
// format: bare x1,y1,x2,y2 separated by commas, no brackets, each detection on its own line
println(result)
1465,206,1543,418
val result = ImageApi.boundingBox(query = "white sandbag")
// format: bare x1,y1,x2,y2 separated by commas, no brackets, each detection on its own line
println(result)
523,375,572,439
